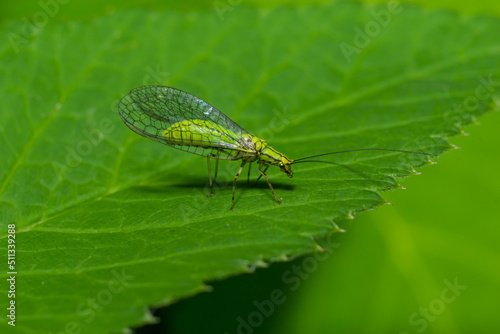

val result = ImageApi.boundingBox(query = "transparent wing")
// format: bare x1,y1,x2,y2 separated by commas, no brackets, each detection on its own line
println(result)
118,86,250,159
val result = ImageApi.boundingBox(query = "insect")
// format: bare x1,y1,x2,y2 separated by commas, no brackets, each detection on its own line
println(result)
118,86,430,210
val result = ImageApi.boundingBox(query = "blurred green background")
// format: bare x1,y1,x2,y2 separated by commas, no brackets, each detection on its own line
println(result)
1,0,500,23
3,1,498,333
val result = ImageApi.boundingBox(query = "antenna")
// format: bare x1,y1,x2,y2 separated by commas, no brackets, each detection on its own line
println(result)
292,148,431,163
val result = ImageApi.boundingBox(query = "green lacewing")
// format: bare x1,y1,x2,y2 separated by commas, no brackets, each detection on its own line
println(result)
118,86,430,210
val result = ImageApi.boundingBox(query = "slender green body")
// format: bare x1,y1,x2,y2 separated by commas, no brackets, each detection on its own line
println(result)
163,119,293,172
119,86,293,210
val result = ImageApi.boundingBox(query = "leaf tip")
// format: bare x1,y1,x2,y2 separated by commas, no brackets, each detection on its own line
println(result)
315,244,326,252
329,219,346,232
141,309,159,325
277,254,291,261
202,284,214,292
245,260,268,273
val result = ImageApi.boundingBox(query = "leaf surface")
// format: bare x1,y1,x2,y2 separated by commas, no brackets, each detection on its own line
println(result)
0,2,499,333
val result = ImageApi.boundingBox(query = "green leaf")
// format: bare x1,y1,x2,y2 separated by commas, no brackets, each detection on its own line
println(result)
366,0,500,16
1,2,499,333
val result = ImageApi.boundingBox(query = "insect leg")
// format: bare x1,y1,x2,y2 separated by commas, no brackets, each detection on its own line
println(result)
207,155,214,198
214,152,220,184
231,162,246,211
207,152,221,198
258,164,281,205
247,163,252,184
255,165,269,184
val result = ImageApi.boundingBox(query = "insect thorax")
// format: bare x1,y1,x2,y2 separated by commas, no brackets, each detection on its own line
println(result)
240,134,292,168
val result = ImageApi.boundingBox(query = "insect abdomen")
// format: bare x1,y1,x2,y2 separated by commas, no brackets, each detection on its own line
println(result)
162,119,237,147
